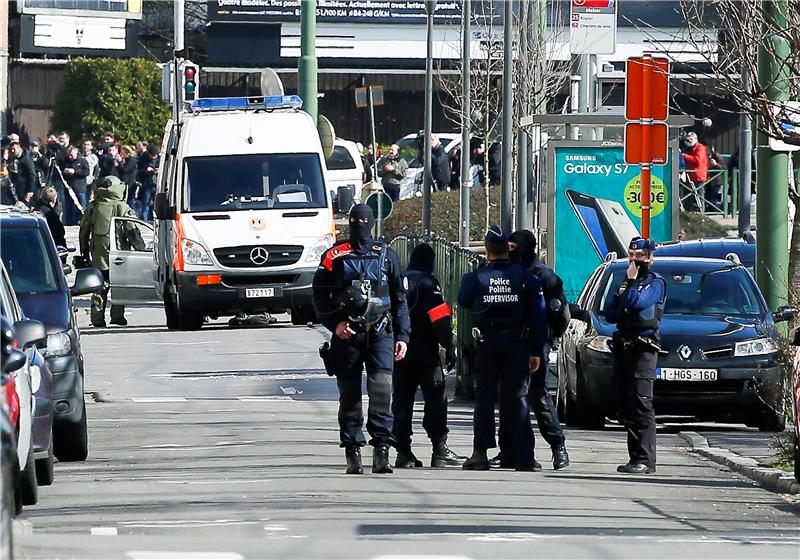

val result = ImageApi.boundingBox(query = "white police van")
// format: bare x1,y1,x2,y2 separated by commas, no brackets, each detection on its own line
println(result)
111,96,336,330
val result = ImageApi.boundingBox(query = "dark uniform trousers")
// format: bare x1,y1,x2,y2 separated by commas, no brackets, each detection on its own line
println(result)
332,327,395,449
474,335,534,467
392,356,448,450
498,342,565,452
613,339,657,468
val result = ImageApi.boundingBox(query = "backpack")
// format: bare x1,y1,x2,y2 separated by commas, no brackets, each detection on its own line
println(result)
531,262,570,338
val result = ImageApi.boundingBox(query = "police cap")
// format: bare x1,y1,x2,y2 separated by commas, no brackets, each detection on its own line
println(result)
629,236,656,253
485,225,508,245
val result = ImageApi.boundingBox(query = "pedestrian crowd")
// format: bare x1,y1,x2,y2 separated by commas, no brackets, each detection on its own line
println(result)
0,130,160,230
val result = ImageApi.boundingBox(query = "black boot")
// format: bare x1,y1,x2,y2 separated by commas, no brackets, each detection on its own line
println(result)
395,447,422,469
372,445,393,474
489,452,514,469
431,440,466,468
552,445,570,470
462,449,490,471
345,447,363,475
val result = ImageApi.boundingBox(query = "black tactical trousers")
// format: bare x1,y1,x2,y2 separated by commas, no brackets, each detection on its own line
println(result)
613,340,657,468
473,336,534,468
392,357,448,450
331,327,395,449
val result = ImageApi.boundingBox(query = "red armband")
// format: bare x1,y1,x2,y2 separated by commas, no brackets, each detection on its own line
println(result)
428,303,451,323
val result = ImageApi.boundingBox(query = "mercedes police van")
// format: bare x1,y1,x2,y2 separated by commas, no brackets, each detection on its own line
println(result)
143,96,335,330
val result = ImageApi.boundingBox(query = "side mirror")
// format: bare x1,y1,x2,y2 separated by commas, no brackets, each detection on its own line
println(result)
773,305,798,323
2,349,27,373
336,186,354,214
66,244,77,253
71,268,104,296
569,303,589,322
62,264,73,276
154,192,175,220
13,319,47,350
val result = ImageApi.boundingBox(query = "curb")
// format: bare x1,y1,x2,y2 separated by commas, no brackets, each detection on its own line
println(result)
679,432,800,495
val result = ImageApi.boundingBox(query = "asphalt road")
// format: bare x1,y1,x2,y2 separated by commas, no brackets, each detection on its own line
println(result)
11,305,800,560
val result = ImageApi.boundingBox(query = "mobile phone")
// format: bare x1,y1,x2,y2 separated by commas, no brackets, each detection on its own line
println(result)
565,189,637,260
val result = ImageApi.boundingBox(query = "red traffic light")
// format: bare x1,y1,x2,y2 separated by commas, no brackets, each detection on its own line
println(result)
184,66,196,79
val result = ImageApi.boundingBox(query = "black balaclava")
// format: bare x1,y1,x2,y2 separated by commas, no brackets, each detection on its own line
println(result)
408,243,435,274
349,203,374,251
509,230,537,268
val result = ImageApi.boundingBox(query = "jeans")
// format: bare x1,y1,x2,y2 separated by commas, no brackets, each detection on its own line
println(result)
63,191,87,226
138,183,156,221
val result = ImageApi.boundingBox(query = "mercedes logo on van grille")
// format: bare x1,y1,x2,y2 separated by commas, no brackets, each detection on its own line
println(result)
677,345,692,360
249,247,269,266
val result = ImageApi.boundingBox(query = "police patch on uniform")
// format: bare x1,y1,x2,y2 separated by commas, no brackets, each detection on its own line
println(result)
403,276,409,291
372,244,382,252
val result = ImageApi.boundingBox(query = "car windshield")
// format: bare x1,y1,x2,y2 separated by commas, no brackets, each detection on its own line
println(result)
597,264,766,317
326,145,357,171
184,153,327,212
0,227,60,295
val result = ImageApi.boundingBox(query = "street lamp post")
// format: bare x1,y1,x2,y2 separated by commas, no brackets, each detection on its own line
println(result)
500,0,514,233
422,0,436,234
459,0,471,247
299,0,319,127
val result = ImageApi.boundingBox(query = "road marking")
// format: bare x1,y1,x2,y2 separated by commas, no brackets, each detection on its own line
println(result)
126,552,244,560
238,396,292,402
121,520,259,529
131,397,188,403
141,441,255,451
154,478,274,485
263,525,288,531
91,527,118,536
280,386,304,395
150,341,220,346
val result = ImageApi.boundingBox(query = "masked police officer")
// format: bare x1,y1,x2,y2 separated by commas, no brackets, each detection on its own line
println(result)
490,230,570,471
393,243,466,468
603,237,666,474
312,204,410,475
457,226,546,471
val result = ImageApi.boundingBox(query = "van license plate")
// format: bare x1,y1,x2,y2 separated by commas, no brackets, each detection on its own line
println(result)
657,368,718,381
246,288,276,298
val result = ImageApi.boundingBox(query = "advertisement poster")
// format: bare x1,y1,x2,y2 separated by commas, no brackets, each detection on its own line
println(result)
549,144,675,301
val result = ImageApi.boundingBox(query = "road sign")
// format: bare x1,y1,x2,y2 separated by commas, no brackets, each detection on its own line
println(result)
625,56,670,121
769,101,800,152
624,123,668,165
365,191,393,221
355,87,368,108
569,0,617,55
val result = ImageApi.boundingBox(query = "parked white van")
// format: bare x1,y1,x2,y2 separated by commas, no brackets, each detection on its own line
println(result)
138,96,335,330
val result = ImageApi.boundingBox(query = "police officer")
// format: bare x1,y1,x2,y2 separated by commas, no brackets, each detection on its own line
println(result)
393,243,466,468
490,230,570,470
312,204,410,475
457,226,546,471
603,237,666,474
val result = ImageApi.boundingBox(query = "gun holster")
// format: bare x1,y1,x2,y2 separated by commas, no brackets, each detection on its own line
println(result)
319,341,336,377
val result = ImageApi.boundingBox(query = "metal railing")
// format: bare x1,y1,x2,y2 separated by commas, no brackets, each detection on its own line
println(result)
680,167,752,218
391,233,486,398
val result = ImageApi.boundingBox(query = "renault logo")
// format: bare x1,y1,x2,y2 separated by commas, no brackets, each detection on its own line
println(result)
678,345,692,360
249,247,269,266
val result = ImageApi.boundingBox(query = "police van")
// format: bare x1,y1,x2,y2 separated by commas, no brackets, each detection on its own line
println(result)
114,96,335,330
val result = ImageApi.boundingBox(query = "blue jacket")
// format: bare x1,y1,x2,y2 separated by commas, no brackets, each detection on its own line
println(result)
604,269,666,337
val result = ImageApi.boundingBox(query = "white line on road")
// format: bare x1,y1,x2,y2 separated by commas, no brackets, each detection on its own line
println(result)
126,552,244,560
263,525,288,531
149,341,221,346
153,479,274,485
238,396,292,401
280,386,304,395
131,397,188,403
91,527,118,536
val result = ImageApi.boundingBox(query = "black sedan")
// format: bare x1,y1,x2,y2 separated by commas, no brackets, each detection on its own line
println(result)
558,255,794,431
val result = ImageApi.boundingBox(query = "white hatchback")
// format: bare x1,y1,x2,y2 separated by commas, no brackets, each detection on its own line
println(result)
326,139,367,207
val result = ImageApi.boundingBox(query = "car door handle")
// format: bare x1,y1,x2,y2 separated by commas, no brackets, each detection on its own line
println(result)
113,257,126,265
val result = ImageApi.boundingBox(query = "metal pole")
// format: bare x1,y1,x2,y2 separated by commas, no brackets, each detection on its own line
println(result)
640,54,653,239
569,75,581,140
459,0,471,247
738,67,753,239
299,0,318,127
0,0,9,138
500,0,514,233
516,130,528,230
369,87,383,238
423,0,436,234
756,0,790,313
172,0,185,122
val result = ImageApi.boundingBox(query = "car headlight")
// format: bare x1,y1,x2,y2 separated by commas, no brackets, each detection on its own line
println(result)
587,335,613,354
305,234,336,263
734,338,778,357
181,238,213,266
43,331,71,358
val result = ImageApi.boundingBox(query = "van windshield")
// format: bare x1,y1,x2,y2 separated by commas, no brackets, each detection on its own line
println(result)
184,153,327,212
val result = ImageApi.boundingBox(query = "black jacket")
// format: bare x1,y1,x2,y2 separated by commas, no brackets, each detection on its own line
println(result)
118,155,138,189
404,263,453,365
35,202,67,248
431,144,450,190
62,156,90,194
98,154,121,179
10,151,36,196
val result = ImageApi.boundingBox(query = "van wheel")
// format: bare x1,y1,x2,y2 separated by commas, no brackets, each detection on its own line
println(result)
164,292,179,330
21,444,38,506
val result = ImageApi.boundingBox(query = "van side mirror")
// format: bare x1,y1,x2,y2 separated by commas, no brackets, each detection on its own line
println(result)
3,349,26,373
154,193,176,220
773,305,798,323
71,268,104,296
13,319,47,350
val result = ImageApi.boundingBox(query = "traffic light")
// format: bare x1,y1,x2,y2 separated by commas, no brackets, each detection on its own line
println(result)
182,62,199,102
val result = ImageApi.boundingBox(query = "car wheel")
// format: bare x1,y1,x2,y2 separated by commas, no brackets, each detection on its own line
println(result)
54,399,88,462
21,443,38,506
35,438,54,486
575,362,606,430
1,465,12,556
164,292,179,330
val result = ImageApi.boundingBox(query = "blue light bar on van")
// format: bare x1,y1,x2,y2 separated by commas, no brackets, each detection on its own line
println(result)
190,95,303,112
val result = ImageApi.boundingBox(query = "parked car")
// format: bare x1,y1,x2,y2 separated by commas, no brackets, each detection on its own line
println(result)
395,132,460,200
325,138,366,210
656,238,755,269
558,255,794,431
0,206,104,462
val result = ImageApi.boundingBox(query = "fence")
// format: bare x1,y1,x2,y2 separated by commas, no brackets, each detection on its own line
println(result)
681,167,754,218
390,234,486,398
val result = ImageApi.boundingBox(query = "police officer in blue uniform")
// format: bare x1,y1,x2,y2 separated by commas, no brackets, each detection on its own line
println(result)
458,226,546,471
393,243,466,468
491,229,570,471
312,204,410,475
604,237,666,474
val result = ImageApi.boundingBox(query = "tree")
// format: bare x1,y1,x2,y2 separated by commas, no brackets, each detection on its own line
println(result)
52,58,172,145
